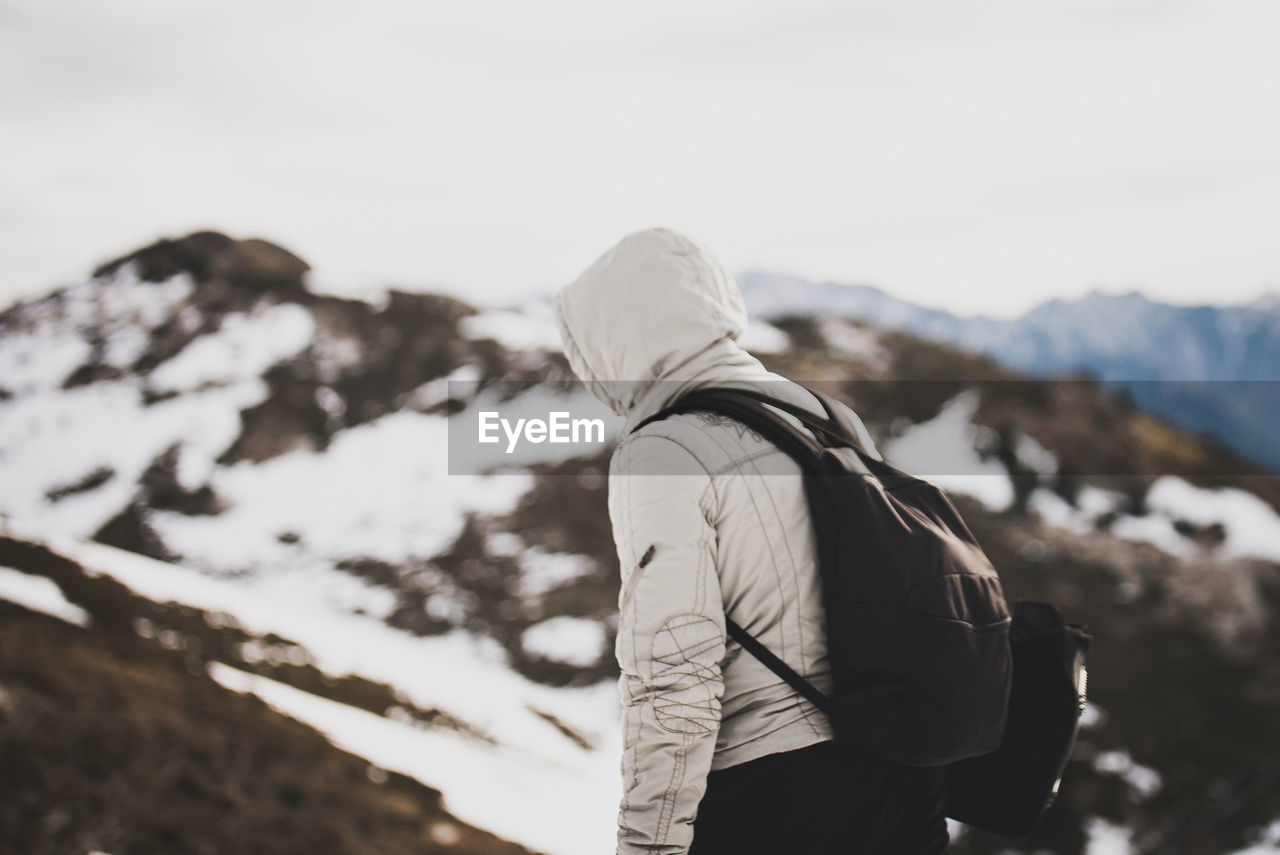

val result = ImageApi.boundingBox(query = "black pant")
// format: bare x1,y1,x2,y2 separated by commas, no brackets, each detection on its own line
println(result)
690,741,950,855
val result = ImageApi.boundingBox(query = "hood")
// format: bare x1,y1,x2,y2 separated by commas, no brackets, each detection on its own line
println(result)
553,228,800,433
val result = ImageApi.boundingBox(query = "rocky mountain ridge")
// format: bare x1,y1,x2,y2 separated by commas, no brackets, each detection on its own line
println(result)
2,231,1280,854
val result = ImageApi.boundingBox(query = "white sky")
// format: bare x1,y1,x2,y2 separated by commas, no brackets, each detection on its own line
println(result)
2,0,1278,317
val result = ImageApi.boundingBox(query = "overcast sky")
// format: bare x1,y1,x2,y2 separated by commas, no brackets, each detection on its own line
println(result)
2,0,1278,317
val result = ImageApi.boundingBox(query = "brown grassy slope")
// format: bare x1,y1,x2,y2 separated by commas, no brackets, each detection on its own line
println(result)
0,598,534,855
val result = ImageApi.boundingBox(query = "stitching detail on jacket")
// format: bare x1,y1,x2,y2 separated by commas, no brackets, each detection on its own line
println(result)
650,613,722,735
623,430,718,480
654,735,689,845
704,403,830,735
744,451,805,662
735,465,791,664
693,483,715,614
709,447,775,476
735,411,831,735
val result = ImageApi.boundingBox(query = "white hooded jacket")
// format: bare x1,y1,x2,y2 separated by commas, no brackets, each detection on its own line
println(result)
553,228,878,855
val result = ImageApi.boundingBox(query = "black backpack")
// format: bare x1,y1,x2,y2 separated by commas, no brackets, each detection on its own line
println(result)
634,386,1013,767
946,600,1092,837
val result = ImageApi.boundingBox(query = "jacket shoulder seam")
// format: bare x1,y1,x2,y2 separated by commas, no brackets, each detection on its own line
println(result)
621,428,717,479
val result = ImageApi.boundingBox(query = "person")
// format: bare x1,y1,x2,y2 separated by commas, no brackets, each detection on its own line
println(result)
552,228,950,855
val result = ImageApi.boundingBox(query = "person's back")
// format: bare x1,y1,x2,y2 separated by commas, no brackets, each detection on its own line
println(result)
553,227,949,855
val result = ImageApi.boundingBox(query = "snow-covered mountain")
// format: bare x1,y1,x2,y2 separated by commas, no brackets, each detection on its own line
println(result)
3,232,1280,855
739,272,1280,471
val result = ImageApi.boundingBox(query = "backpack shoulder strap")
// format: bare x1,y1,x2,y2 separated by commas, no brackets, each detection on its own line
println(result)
631,388,827,466
725,618,831,713
634,385,868,450
806,389,875,454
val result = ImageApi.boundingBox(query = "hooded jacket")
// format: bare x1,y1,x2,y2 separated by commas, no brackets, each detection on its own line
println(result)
554,228,878,855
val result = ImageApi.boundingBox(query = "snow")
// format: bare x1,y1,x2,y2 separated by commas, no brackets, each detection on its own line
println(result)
1094,750,1162,800
91,269,195,335
1016,433,1058,476
1029,486,1125,536
1230,821,1280,855
738,320,790,354
1109,512,1194,558
1028,488,1088,533
515,547,600,599
406,363,482,411
1085,817,1135,855
1079,701,1107,730
148,302,315,392
922,477,1013,516
985,426,1270,567
1031,476,1280,564
211,664,619,855
1030,477,1279,566
302,268,393,311
0,323,92,394
1078,476,1280,563
485,531,524,557
0,379,265,536
0,564,90,626
817,318,888,365
882,392,1014,512
314,385,345,421
1079,486,1127,518
460,307,562,352
1144,477,1280,564
311,335,365,385
422,585,473,625
154,410,529,573
521,616,607,667
0,269,194,394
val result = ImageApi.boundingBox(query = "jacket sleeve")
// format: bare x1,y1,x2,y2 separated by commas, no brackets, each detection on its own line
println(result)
608,433,725,855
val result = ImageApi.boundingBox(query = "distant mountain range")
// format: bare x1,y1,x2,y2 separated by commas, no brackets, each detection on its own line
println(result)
739,273,1280,471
